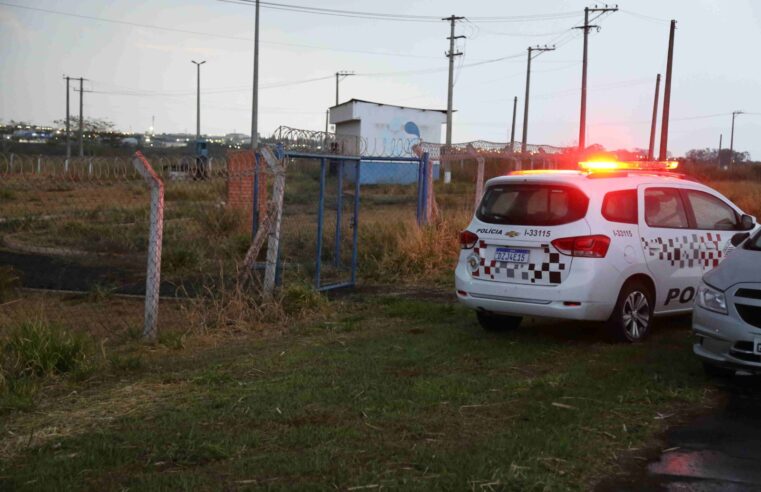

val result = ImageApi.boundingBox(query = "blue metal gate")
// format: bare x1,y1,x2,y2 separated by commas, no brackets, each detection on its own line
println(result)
255,150,429,291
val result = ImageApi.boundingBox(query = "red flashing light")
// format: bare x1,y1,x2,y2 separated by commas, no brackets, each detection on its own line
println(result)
578,160,679,172
509,169,581,176
460,230,479,249
552,235,611,258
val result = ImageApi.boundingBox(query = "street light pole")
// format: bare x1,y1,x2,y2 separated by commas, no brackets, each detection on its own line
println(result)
521,45,555,154
191,60,206,142
335,71,355,106
251,0,260,149
729,110,743,167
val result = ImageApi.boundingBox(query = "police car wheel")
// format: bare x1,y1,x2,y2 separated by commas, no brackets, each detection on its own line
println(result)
476,312,522,331
607,281,654,343
702,362,734,378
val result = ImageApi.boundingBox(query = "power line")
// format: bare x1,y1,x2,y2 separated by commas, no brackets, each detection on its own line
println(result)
619,9,671,23
222,0,579,23
0,1,441,59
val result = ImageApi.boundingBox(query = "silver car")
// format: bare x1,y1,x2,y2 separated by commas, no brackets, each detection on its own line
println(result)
693,228,761,376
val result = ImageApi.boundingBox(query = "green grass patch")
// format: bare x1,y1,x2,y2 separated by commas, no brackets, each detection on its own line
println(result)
0,320,94,414
0,188,16,201
0,265,21,302
0,295,710,490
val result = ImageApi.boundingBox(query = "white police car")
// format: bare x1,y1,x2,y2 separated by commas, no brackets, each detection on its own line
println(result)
455,160,757,342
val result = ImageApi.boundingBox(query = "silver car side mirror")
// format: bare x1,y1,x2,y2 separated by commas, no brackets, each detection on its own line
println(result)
740,214,755,231
731,232,750,247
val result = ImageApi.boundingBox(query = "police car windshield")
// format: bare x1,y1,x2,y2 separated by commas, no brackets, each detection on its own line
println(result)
477,184,589,226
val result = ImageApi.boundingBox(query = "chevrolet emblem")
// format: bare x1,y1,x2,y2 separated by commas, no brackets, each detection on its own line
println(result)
505,231,520,238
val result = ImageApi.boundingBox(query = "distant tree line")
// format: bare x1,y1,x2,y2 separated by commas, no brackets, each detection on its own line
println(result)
685,148,754,167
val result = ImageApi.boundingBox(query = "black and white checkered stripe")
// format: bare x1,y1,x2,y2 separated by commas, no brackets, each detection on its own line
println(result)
640,232,724,269
472,241,567,285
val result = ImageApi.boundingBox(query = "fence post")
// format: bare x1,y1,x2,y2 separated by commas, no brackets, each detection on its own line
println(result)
416,155,424,225
350,159,361,285
9,153,13,173
474,156,485,210
262,145,286,295
252,151,260,239
132,152,164,342
425,152,434,224
333,160,343,267
36,156,41,174
315,158,327,289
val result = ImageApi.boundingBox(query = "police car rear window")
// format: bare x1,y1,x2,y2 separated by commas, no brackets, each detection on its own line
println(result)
477,184,589,226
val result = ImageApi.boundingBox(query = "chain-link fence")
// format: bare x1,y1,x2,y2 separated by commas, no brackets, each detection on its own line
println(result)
0,152,275,342
0,132,574,341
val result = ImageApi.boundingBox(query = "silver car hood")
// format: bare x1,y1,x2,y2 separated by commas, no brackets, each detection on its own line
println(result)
704,247,761,291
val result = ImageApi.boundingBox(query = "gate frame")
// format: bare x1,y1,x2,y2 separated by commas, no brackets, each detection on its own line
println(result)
278,150,428,292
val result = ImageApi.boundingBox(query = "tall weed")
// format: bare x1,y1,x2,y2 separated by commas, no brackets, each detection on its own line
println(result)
358,212,469,283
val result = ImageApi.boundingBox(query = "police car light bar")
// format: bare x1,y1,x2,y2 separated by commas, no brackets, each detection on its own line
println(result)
509,169,583,176
578,160,679,172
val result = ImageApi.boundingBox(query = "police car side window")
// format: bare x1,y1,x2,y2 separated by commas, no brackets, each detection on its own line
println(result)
602,190,637,224
644,188,690,229
683,190,740,230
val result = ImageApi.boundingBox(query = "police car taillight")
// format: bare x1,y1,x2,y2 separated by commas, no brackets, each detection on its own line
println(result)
551,235,610,258
460,230,479,249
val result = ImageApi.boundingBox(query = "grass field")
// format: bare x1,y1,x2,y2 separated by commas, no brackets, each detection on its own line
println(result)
1,156,759,489
0,291,713,491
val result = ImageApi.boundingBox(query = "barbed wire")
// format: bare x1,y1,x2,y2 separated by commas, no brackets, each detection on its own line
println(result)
0,153,274,184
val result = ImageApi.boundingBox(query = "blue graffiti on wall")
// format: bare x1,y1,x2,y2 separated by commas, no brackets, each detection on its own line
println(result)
403,121,421,140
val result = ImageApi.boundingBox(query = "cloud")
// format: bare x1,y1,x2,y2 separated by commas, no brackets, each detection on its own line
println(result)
133,38,221,57
0,9,31,42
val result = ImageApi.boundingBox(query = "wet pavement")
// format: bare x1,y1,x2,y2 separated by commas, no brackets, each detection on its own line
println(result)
597,375,761,491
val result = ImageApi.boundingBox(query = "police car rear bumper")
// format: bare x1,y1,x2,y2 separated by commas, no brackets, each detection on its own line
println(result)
692,304,761,372
455,261,617,321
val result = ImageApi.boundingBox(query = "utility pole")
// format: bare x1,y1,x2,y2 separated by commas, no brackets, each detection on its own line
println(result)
335,71,355,106
442,14,464,150
251,0,260,149
78,77,84,157
63,75,71,159
521,45,555,154
717,133,723,167
510,96,518,152
658,19,676,161
191,60,206,141
575,4,618,152
729,111,743,167
647,73,661,160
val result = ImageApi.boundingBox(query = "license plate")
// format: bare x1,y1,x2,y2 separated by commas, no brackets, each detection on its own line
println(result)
494,247,530,263
754,337,761,355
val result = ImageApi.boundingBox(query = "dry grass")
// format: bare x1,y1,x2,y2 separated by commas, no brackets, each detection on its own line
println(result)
358,210,470,283
0,379,189,462
705,179,761,218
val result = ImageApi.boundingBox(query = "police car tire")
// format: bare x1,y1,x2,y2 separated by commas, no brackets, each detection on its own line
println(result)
702,362,734,378
476,312,522,331
606,280,654,343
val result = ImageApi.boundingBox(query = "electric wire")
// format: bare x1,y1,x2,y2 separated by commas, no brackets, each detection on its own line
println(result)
0,1,441,59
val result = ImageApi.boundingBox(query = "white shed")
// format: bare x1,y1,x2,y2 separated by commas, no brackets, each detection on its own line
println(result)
329,99,446,156
329,99,446,184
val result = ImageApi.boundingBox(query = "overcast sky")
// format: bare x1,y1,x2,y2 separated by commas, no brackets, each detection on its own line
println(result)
1,0,760,157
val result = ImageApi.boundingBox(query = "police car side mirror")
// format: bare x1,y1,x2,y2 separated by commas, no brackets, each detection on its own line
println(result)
731,232,750,247
740,214,755,231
